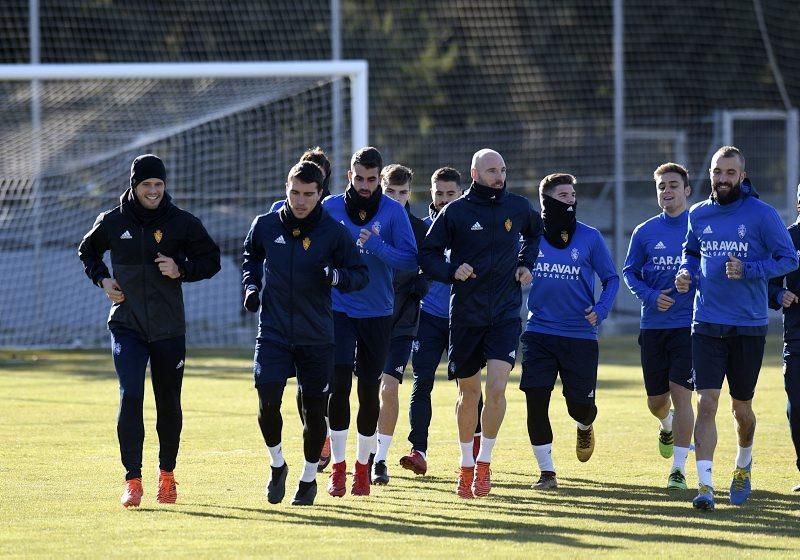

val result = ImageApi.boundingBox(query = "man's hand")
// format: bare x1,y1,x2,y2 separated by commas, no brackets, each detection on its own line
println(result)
101,278,125,304
358,224,381,246
243,285,260,313
584,306,598,327
782,289,799,308
515,266,532,286
453,263,476,282
155,252,181,279
726,253,743,280
656,287,676,311
675,270,692,293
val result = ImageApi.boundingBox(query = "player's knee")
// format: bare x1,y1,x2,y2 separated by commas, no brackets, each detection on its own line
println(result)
696,393,719,417
566,398,597,426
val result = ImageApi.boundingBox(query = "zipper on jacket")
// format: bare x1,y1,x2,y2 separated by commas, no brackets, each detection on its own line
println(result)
488,203,496,325
140,225,151,342
289,235,296,343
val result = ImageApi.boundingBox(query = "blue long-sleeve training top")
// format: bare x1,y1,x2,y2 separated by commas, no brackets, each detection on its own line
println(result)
525,222,619,340
623,210,694,329
419,210,450,320
323,193,418,318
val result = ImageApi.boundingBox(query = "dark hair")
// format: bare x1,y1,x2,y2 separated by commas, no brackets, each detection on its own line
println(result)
711,145,746,170
351,146,383,172
287,161,324,192
381,163,413,187
653,162,689,187
300,146,331,193
431,166,461,186
539,172,576,196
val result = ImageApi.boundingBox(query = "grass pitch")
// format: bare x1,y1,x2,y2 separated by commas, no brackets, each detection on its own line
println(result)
1,336,799,559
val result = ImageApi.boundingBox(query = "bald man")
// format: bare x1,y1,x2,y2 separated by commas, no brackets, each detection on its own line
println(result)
420,149,543,498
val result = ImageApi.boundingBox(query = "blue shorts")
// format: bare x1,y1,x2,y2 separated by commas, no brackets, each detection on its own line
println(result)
253,338,334,397
111,328,185,399
520,331,598,404
639,328,694,396
411,311,449,382
448,318,521,380
333,312,393,386
692,332,765,401
383,335,414,382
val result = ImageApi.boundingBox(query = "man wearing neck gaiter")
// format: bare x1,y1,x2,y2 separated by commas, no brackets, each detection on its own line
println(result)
676,146,797,510
520,173,618,492
321,147,418,497
421,149,543,499
242,161,368,506
78,154,221,508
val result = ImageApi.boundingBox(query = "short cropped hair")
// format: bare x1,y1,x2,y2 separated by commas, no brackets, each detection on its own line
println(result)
431,167,461,186
653,162,689,186
287,161,324,192
351,146,383,171
711,145,745,170
539,173,577,197
381,164,413,187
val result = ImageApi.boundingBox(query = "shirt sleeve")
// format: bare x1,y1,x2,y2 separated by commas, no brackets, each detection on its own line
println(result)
77,212,111,287
622,226,660,310
590,231,620,323
362,206,418,271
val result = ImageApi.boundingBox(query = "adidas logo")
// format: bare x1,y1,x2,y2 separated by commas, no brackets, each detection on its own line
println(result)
508,350,516,359
587,389,595,398
175,359,184,369
567,206,574,212
470,222,483,231
120,230,132,239
654,241,666,250
395,366,404,373
274,235,286,244
538,249,544,257
703,225,713,234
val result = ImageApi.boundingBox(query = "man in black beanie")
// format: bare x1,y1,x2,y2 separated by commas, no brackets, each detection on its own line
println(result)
78,153,221,508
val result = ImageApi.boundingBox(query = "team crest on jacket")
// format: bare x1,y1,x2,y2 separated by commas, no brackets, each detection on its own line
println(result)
505,218,512,232
358,209,367,222
571,248,579,262
154,229,163,243
738,224,747,239
302,237,311,251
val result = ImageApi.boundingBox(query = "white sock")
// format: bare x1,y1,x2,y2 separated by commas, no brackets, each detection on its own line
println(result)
736,445,753,469
357,432,373,464
300,460,317,483
330,429,348,464
460,441,475,468
672,446,690,472
375,433,393,463
370,431,378,455
577,421,591,431
325,416,331,437
697,459,713,488
533,443,555,472
417,450,427,461
659,409,674,432
267,443,285,468
476,435,496,463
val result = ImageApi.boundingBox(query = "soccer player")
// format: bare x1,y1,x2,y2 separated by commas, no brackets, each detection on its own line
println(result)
372,164,430,485
767,183,800,493
242,161,368,506
78,154,221,508
421,149,542,498
399,167,484,476
623,163,696,489
322,147,418,497
521,173,618,490
675,145,797,510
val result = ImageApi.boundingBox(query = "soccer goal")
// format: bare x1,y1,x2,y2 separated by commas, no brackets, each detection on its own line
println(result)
0,61,368,348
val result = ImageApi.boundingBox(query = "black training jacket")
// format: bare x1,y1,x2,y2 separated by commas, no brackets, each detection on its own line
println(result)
242,208,369,345
390,206,430,338
769,221,800,348
420,182,543,327
78,194,221,342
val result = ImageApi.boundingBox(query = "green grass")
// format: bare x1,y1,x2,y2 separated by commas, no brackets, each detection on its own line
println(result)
1,336,799,559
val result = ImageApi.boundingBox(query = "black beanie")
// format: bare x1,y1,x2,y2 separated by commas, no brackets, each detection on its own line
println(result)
130,154,167,189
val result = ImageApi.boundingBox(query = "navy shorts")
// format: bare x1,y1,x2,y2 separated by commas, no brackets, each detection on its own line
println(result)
520,331,598,404
691,332,765,401
639,328,694,396
111,329,185,399
253,338,334,397
383,335,414,382
448,318,521,380
411,311,449,381
333,312,393,386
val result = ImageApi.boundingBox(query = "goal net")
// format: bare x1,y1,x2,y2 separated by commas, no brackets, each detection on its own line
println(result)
0,61,367,347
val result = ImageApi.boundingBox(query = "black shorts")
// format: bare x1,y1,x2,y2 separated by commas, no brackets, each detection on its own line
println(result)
253,339,334,397
383,335,414,382
448,318,521,380
691,332,765,401
639,328,694,396
520,331,598,404
411,311,449,381
333,312,393,386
